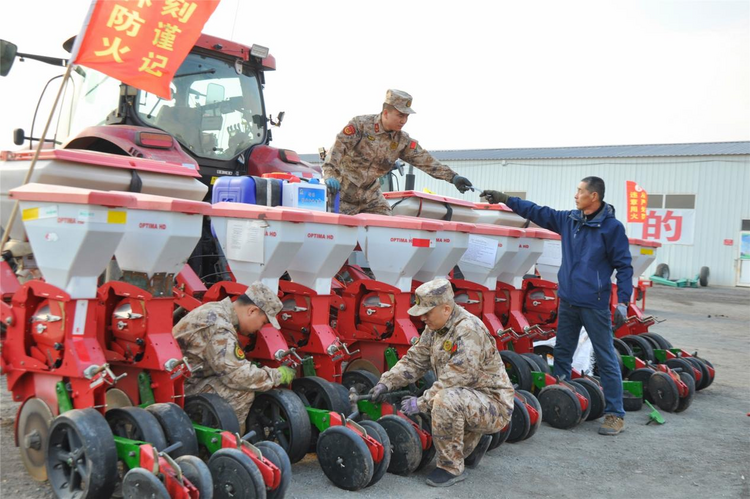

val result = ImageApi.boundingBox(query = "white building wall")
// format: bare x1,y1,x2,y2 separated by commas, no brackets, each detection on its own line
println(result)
407,155,750,286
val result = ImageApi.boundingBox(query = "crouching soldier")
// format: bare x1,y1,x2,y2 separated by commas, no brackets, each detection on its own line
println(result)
172,281,296,429
370,278,514,487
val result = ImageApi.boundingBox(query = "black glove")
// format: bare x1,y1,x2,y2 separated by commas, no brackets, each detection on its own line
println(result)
613,304,628,331
480,190,509,204
369,383,388,403
452,175,472,193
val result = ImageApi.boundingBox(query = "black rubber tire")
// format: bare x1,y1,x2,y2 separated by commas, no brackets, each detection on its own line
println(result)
627,368,656,403
208,447,267,499
641,332,673,350
377,415,423,476
331,382,354,414
516,390,542,440
408,413,436,472
566,381,591,424
522,353,552,374
538,385,582,430
106,407,168,451
146,402,199,458
488,420,512,451
648,371,680,412
185,393,241,434
341,370,380,396
612,337,634,357
245,389,312,464
46,408,119,499
316,426,374,491
637,333,663,351
410,370,436,397
358,420,391,487
506,394,531,442
665,358,696,383
176,455,214,499
699,266,710,287
292,376,349,413
500,350,533,392
655,263,670,280
685,357,710,391
695,357,716,387
255,441,291,499
621,335,656,363
623,391,643,412
122,468,170,499
533,345,555,370
675,371,696,413
572,378,606,421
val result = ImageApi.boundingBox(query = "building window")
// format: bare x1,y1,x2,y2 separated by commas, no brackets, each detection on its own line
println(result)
647,194,695,209
506,191,526,200
742,219,750,231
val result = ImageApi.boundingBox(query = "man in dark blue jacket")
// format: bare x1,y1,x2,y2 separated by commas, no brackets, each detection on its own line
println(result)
481,177,632,435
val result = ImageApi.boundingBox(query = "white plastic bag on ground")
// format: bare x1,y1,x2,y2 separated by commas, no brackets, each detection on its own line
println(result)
533,327,595,374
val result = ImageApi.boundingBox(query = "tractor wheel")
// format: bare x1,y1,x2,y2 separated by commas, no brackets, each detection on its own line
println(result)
500,350,533,392
208,448,267,499
46,408,119,499
621,335,656,363
538,385,582,430
506,394,531,442
516,390,542,440
185,393,241,434
675,371,696,413
699,266,710,287
358,420,391,487
17,397,55,481
146,402,199,458
254,441,291,499
377,415,423,475
175,455,214,499
655,263,670,280
121,468,170,499
648,372,680,412
572,378,606,421
245,389,312,464
316,426,374,491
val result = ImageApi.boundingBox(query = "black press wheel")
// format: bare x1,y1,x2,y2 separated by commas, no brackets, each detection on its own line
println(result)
685,357,710,391
627,368,657,403
566,381,592,424
17,397,55,481
640,332,673,350
245,389,312,464
292,376,349,413
648,371,680,412
572,378,606,421
637,333,663,351
146,402,199,458
538,385,582,430
675,371,696,413
208,448,267,499
376,415,423,476
665,358,697,383
185,393,241,434
506,394,531,443
515,390,542,440
655,263,670,280
106,407,168,450
46,408,119,499
500,350,533,392
358,420,392,487
621,335,656,363
612,337,634,357
255,441,291,499
622,391,644,412
330,382,353,414
695,356,716,387
409,370,437,397
533,345,555,369
488,420,511,451
316,426,374,491
521,353,552,374
176,455,214,499
122,467,170,499
341,369,381,396
408,413,435,471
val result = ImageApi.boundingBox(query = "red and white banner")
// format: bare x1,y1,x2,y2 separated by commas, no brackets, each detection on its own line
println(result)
71,0,221,99
629,209,695,245
625,181,648,223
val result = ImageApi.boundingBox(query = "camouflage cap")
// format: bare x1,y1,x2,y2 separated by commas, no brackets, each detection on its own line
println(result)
385,89,416,115
245,281,282,328
408,278,454,316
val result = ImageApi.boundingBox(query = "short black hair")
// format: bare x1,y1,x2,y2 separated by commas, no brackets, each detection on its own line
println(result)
235,294,255,307
581,176,605,201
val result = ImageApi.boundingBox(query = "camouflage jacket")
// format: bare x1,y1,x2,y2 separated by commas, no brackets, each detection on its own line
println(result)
322,113,457,200
378,305,515,414
172,298,281,392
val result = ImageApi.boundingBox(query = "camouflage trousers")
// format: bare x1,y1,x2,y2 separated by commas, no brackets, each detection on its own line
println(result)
185,377,256,433
429,386,510,475
339,188,392,216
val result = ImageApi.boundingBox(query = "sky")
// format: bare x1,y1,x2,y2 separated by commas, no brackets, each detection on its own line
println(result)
1,0,748,156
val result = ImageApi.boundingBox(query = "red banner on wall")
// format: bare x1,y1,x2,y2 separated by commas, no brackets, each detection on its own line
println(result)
625,181,648,223
71,0,221,99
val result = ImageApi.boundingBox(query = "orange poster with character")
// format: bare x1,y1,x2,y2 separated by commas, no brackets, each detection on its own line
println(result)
625,180,648,223
71,0,221,99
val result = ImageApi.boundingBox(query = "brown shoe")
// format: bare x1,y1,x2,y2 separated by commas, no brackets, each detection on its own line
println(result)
598,414,624,435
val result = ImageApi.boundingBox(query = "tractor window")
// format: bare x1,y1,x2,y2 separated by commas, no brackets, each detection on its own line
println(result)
135,52,266,160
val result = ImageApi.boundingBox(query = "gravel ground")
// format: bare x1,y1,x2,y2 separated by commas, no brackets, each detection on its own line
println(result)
2,284,749,498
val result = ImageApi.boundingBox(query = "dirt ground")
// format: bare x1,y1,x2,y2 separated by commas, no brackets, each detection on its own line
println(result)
1,284,749,498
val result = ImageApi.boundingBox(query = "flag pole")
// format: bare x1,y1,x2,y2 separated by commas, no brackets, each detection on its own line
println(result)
0,62,74,253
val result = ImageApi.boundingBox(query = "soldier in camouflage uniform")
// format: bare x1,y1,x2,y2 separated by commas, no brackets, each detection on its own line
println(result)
371,278,514,487
322,89,474,215
173,282,296,428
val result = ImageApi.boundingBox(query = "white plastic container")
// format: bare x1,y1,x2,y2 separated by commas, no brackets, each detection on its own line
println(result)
281,181,327,212
414,221,474,283
384,191,479,223
457,224,524,288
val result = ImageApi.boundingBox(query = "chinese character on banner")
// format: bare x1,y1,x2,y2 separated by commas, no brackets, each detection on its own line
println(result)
71,0,221,99
630,209,695,245
625,181,648,223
